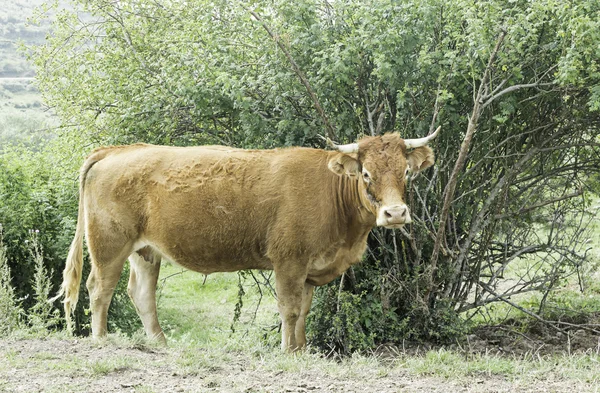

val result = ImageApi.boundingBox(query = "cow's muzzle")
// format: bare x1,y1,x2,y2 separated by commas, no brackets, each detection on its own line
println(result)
377,204,412,228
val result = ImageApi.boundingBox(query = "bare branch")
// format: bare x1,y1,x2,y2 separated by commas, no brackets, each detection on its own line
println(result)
428,85,443,135
375,109,386,135
478,281,568,334
481,82,555,110
487,78,508,98
494,188,584,220
428,30,507,295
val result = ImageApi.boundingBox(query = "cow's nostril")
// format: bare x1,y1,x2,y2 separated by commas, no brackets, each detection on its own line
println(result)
384,210,393,219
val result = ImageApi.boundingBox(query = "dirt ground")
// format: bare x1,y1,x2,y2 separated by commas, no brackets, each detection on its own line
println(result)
0,336,598,393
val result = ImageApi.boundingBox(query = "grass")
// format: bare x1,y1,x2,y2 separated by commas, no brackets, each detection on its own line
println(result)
159,339,600,390
0,261,599,391
2,348,18,365
86,358,133,377
2,332,599,388
155,262,280,348
139,262,600,389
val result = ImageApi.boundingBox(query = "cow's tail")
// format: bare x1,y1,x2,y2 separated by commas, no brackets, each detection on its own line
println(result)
52,148,110,333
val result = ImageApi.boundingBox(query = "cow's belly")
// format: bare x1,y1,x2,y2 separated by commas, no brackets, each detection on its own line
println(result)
174,255,273,274
140,216,273,274
137,235,273,274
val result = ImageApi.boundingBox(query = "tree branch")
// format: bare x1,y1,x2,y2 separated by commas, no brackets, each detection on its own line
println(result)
481,82,555,110
428,30,507,296
249,10,337,140
478,281,567,334
494,188,584,220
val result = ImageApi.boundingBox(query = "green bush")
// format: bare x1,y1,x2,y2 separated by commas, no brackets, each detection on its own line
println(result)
14,0,600,350
0,148,73,308
308,286,374,354
308,260,469,354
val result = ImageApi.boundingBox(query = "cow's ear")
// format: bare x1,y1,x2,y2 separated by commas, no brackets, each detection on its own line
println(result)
406,146,435,173
328,153,361,177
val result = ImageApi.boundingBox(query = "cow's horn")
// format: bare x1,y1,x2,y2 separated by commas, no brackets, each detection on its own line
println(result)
322,135,359,153
404,126,441,149
317,134,360,154
333,142,359,154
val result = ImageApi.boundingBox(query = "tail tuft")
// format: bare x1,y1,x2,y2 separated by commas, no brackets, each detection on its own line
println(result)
55,150,106,333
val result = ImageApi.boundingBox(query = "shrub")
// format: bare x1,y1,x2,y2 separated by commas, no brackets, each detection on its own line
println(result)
24,0,600,350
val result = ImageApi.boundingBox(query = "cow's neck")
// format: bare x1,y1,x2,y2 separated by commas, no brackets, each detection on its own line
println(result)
332,171,376,234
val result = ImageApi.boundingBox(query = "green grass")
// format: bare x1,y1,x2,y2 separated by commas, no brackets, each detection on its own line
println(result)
400,348,600,384
2,348,18,365
146,263,600,388
1,260,599,391
156,262,280,348
162,339,600,388
86,357,133,376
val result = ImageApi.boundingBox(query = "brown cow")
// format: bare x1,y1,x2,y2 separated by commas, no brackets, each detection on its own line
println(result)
55,128,440,351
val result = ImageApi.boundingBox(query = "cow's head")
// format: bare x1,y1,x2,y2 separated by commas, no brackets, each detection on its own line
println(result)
328,127,439,228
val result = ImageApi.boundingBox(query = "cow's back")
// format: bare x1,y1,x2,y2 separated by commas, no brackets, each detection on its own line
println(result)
83,144,344,274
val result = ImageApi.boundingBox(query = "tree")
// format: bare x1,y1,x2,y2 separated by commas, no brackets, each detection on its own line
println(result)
26,0,600,349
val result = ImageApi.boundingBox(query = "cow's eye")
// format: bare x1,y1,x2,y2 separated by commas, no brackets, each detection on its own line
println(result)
362,171,370,182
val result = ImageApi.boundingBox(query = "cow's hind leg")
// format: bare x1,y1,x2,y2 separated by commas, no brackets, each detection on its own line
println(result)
86,237,133,339
127,247,165,344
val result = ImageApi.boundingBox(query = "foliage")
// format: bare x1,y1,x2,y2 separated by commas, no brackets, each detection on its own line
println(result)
0,142,101,335
0,145,77,306
13,0,600,350
26,230,62,333
308,258,468,353
309,286,377,354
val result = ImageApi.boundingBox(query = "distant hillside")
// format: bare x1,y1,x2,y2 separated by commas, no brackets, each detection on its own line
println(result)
0,0,54,78
0,0,65,148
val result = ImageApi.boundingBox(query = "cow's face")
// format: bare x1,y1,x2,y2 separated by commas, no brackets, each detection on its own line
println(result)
328,129,438,228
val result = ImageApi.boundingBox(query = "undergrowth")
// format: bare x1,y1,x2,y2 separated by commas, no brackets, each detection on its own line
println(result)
0,225,22,335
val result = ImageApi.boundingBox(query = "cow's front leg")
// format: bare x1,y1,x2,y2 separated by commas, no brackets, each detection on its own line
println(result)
294,283,314,349
274,264,308,352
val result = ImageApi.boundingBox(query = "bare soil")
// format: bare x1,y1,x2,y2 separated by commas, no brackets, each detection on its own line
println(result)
0,336,598,393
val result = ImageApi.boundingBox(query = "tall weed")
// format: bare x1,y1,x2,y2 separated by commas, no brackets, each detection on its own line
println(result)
26,230,61,333
0,225,23,335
